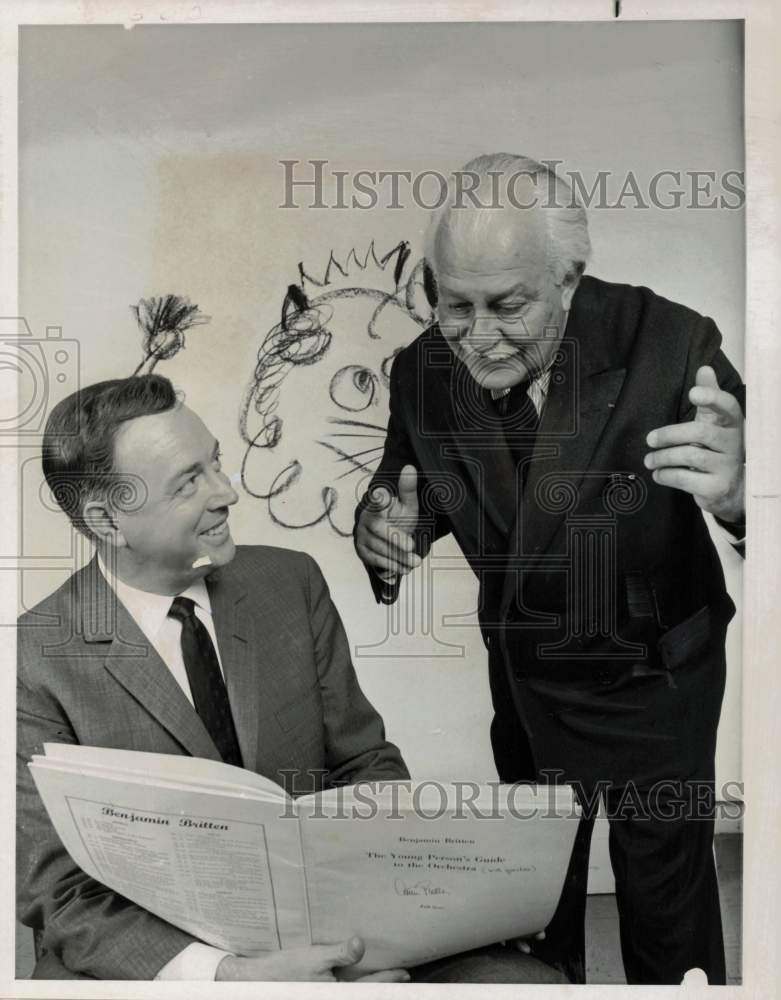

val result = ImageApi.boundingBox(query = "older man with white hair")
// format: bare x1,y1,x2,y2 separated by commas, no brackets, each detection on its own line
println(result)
355,153,745,984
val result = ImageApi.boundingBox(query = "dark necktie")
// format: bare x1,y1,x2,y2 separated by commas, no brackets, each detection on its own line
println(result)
496,379,540,430
495,380,540,488
168,596,243,768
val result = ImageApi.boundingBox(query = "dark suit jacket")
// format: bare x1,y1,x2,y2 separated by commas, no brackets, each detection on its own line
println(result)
17,544,408,979
358,275,744,790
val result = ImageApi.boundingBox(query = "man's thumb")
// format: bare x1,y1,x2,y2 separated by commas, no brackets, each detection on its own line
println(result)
397,464,419,510
326,936,365,968
695,365,719,391
692,365,720,423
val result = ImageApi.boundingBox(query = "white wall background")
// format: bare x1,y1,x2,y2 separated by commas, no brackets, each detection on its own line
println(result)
18,20,744,793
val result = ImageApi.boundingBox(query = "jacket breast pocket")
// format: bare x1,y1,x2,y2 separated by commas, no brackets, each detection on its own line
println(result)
657,605,712,671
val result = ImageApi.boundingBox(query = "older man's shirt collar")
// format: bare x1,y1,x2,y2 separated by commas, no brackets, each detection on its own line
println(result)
487,317,568,416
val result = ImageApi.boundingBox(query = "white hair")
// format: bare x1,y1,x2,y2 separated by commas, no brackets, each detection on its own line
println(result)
425,152,591,284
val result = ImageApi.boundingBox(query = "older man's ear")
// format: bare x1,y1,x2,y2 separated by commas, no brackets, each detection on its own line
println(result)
559,265,584,312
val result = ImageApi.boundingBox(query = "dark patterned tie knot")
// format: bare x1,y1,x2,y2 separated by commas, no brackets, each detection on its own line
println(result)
168,595,243,768
498,379,539,431
169,595,197,623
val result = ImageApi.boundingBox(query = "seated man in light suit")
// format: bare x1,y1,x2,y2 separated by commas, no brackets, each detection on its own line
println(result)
17,374,565,984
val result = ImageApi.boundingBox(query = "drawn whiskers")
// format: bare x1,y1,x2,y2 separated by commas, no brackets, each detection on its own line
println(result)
327,417,388,433
318,438,386,480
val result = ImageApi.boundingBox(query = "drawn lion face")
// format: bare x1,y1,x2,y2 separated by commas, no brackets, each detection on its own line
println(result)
240,243,431,536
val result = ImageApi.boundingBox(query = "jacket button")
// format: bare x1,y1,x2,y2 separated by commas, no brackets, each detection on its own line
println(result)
514,671,527,682
599,670,613,686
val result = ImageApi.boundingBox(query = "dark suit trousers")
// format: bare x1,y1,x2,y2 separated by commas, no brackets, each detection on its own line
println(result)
532,777,726,985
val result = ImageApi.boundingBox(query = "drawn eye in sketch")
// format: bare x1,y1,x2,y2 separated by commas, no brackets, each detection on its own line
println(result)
330,365,379,411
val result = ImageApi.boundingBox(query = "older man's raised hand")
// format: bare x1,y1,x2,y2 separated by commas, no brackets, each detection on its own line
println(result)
355,464,421,582
644,365,745,524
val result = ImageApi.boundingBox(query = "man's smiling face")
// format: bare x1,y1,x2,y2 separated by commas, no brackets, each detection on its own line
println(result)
431,202,578,391
111,403,238,593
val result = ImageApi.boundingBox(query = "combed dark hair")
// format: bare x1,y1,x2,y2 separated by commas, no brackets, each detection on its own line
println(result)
42,375,178,537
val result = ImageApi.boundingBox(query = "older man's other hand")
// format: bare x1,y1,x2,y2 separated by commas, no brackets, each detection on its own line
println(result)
644,366,745,524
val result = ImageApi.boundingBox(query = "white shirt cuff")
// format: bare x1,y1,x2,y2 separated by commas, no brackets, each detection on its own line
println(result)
377,572,399,604
714,519,745,545
155,942,234,980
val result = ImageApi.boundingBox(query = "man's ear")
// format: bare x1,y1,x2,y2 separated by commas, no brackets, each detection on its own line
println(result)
559,264,584,312
83,499,127,548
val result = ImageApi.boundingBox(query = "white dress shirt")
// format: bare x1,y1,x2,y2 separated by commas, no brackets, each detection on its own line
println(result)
489,364,553,417
97,557,234,980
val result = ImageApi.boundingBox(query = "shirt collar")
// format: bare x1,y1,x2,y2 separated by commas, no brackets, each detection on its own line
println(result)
97,554,213,639
490,363,554,402
488,316,568,401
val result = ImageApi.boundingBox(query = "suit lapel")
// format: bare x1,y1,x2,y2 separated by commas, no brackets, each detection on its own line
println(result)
506,280,627,586
520,359,626,563
208,558,322,781
78,559,222,761
420,333,518,552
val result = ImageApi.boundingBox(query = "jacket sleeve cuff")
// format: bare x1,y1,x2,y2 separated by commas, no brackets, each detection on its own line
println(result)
154,942,234,981
373,570,400,605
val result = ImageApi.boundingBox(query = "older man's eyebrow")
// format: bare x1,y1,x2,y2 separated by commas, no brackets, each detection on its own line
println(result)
489,286,534,305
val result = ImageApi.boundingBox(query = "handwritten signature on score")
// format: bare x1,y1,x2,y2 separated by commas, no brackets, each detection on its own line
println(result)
393,879,451,898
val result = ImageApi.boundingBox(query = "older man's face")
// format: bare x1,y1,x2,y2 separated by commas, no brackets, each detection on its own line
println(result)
432,207,577,391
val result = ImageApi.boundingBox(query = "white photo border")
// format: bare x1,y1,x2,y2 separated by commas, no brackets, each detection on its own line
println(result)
1,2,778,998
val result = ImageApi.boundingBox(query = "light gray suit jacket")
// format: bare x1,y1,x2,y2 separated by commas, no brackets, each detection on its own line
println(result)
17,544,408,979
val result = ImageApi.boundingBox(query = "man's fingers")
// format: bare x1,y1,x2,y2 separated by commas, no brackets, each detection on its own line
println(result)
357,527,419,572
359,517,420,569
646,420,730,452
362,515,417,552
359,547,414,577
650,467,711,495
513,928,545,954
362,538,420,573
356,969,411,983
365,486,394,515
644,445,716,473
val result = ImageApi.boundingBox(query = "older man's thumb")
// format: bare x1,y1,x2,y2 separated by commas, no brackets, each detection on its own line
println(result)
695,365,719,390
692,366,722,423
397,464,419,511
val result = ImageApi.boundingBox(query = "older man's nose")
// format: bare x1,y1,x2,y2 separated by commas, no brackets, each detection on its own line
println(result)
468,312,502,350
